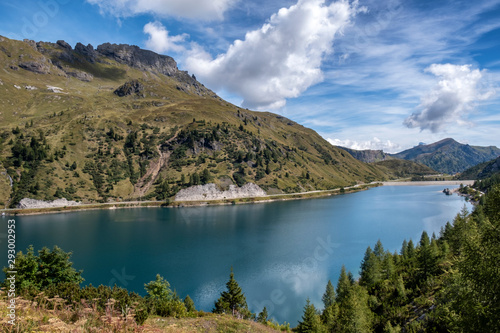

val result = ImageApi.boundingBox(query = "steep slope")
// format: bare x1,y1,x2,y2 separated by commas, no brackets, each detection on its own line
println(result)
0,36,388,207
373,159,437,179
391,138,500,174
337,147,392,163
457,156,500,180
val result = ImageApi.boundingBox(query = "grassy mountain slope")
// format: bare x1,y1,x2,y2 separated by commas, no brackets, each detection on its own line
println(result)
0,36,388,207
457,156,500,180
391,138,500,174
373,159,437,178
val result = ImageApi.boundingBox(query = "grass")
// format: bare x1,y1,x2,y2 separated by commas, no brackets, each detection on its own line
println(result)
0,291,281,333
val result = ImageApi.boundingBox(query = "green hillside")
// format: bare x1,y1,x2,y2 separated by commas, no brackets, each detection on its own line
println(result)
457,156,500,180
373,159,437,179
0,36,388,207
391,138,500,174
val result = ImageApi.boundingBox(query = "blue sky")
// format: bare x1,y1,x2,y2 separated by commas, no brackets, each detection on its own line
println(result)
1,0,500,152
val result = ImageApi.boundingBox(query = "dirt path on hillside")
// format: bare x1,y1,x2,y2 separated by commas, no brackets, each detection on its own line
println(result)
133,130,180,198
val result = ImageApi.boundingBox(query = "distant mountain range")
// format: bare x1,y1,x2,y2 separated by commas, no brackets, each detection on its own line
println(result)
338,138,500,175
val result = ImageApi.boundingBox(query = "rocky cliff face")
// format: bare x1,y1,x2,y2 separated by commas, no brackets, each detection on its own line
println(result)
96,43,178,76
175,183,267,201
16,38,212,95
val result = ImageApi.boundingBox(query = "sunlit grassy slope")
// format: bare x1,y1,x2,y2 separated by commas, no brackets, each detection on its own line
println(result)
0,36,390,206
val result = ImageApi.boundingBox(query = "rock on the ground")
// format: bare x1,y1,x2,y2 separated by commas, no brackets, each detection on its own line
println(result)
18,198,81,209
175,183,267,202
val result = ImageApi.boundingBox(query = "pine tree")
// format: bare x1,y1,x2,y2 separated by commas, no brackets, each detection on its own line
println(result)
213,268,249,317
373,239,385,259
336,265,352,304
335,285,373,333
322,280,336,309
184,295,196,312
257,306,268,324
321,280,338,330
417,231,437,281
297,298,323,333
360,247,380,288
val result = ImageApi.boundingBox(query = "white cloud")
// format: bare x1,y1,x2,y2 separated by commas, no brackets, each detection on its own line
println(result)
185,0,358,110
327,137,402,152
87,0,235,21
404,64,495,132
143,21,188,53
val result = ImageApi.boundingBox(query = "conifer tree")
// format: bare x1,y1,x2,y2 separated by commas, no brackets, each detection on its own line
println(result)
257,306,268,324
321,280,338,330
322,280,336,309
297,298,323,333
360,247,380,288
184,295,196,312
336,265,352,304
213,268,249,317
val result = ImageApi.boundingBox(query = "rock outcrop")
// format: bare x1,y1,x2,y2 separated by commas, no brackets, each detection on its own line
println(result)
97,43,178,76
175,183,267,201
114,79,145,97
67,70,93,82
18,198,82,209
18,60,50,74
75,42,97,63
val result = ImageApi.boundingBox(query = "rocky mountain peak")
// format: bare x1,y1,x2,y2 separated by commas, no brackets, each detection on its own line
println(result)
75,42,97,63
96,42,178,76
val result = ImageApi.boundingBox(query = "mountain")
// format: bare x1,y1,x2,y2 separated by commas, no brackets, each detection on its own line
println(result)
337,147,392,163
372,159,437,178
0,36,388,207
338,138,500,175
391,138,500,174
458,156,500,180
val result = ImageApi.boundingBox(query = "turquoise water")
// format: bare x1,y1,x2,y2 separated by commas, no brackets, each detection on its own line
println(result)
1,185,470,325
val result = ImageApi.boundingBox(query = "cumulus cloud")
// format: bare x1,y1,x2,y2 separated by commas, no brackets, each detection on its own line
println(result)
327,137,402,152
87,0,235,20
185,0,358,110
144,21,188,53
404,64,494,132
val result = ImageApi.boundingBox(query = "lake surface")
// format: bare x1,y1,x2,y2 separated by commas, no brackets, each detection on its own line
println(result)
1,185,471,325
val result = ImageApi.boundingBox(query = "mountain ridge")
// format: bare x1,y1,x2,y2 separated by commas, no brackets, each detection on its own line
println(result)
338,138,500,175
0,35,389,207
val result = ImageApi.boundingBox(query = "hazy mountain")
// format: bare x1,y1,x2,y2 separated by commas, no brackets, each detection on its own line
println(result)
373,160,437,178
338,138,500,175
391,138,500,174
0,36,388,207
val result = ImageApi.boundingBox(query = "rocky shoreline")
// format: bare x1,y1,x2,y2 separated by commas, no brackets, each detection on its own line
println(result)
175,183,267,201
17,198,82,209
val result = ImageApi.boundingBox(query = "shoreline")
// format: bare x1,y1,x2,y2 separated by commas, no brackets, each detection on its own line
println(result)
1,180,474,216
382,180,474,186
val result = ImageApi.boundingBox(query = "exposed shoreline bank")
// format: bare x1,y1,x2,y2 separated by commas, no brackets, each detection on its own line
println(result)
1,180,474,216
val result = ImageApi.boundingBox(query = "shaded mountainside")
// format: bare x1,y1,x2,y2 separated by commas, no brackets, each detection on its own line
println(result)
0,36,389,207
458,156,500,180
373,159,437,178
337,147,392,163
391,138,500,174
